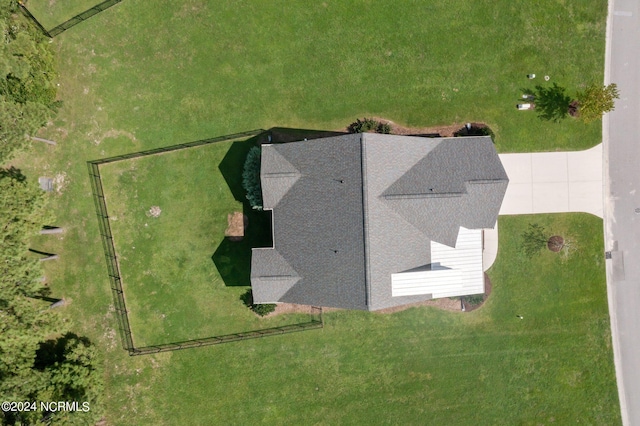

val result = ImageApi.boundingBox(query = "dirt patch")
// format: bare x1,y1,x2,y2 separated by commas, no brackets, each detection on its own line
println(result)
52,172,67,194
225,212,247,241
547,236,565,252
147,206,161,218
95,129,137,146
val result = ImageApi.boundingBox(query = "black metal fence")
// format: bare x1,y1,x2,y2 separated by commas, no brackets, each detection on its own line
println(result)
18,2,51,38
92,129,264,165
87,161,135,351
87,130,324,356
130,308,323,356
19,0,123,38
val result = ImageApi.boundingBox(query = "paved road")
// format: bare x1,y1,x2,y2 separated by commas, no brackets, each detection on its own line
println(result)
604,0,640,424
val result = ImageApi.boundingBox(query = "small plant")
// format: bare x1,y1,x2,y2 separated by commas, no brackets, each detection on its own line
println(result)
521,223,548,257
464,293,485,306
242,146,263,210
348,118,392,134
376,122,392,134
240,289,276,316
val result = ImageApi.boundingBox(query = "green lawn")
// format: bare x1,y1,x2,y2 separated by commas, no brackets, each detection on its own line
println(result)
98,140,311,347
13,1,619,424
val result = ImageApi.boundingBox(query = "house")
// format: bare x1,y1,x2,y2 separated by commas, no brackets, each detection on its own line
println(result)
251,133,508,311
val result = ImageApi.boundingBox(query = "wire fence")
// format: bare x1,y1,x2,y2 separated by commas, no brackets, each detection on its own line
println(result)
130,308,323,356
19,0,123,38
87,130,324,355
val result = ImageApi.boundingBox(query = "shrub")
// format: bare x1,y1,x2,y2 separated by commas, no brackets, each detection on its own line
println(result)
242,146,263,210
240,289,276,316
348,118,392,134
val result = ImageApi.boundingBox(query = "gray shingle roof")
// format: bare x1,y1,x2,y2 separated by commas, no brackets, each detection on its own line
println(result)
253,134,368,310
251,133,508,311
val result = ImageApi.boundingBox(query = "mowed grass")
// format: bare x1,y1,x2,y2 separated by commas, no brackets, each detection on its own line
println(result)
30,0,606,153
105,214,619,425
98,140,311,347
12,0,619,424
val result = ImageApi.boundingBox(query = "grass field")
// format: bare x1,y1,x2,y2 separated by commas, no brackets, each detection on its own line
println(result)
97,139,312,347
13,1,619,424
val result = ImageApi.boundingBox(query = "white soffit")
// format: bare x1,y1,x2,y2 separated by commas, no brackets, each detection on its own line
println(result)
391,227,484,298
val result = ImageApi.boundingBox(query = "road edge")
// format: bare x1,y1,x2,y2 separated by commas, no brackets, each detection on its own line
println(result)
602,0,628,424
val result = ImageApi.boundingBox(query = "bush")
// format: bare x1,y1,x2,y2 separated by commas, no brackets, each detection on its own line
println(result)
242,146,263,210
240,289,276,316
348,118,392,134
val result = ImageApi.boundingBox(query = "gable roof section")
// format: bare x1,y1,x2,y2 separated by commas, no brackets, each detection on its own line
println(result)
253,134,368,310
251,248,301,302
381,137,508,247
260,146,301,209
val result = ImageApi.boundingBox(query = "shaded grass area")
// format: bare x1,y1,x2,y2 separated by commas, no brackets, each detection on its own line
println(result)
98,140,306,347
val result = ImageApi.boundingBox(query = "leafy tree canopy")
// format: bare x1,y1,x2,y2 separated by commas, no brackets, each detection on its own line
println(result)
0,4,59,163
576,83,620,123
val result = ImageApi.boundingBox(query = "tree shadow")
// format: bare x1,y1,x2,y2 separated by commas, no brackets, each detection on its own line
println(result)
218,136,259,202
522,83,572,122
33,332,91,371
0,166,27,182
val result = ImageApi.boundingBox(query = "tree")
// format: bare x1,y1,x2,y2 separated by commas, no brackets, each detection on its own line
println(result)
521,223,548,257
575,83,620,123
529,83,572,122
0,170,103,425
0,5,59,163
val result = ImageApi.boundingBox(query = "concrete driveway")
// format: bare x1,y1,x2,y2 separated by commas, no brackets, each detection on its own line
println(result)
483,144,603,271
498,144,603,218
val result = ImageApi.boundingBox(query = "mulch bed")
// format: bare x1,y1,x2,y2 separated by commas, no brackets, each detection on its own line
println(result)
547,236,564,252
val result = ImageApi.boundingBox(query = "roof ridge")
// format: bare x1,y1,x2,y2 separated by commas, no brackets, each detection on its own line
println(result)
360,134,372,309
383,192,463,200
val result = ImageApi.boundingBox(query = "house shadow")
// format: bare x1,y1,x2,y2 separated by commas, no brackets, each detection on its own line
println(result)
214,134,273,286
266,127,347,144
212,207,272,287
